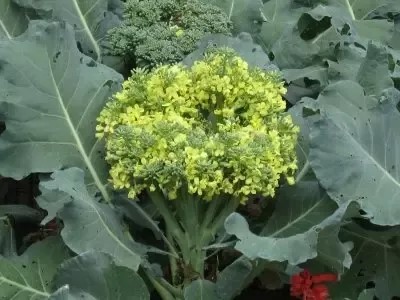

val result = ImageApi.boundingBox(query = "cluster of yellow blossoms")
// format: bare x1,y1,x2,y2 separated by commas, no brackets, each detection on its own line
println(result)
96,49,299,202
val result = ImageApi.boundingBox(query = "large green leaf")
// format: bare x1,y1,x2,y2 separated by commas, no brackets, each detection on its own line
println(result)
326,44,365,84
355,42,393,96
0,204,44,223
0,236,70,299
259,0,311,50
0,21,122,202
289,98,318,183
331,223,400,299
214,257,253,300
183,33,273,71
308,80,400,225
53,251,150,300
327,42,393,96
357,289,376,300
225,180,351,266
39,167,149,271
282,64,328,87
0,0,29,40
305,0,400,47
271,27,321,69
184,279,221,300
14,0,121,62
201,0,264,35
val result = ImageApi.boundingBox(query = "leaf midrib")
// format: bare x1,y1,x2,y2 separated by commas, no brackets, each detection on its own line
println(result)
345,0,356,20
46,53,110,202
0,275,50,298
264,199,325,237
331,108,400,191
84,196,141,266
228,0,235,20
0,0,12,40
71,0,101,61
0,21,11,40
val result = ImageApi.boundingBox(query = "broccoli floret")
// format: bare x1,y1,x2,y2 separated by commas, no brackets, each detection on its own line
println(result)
108,0,232,68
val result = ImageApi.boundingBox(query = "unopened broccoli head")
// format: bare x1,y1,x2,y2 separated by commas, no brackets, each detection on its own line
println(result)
108,0,232,68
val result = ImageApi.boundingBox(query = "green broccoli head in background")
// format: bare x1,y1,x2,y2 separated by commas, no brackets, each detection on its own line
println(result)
108,0,232,68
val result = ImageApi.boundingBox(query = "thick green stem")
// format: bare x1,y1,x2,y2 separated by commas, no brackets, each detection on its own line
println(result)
167,229,180,285
147,189,185,242
201,197,241,246
149,188,241,288
200,197,223,230
144,270,179,300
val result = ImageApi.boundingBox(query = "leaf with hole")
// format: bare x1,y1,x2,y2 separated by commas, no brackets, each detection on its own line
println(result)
0,236,70,300
0,21,122,202
39,167,152,271
308,80,400,225
14,0,122,63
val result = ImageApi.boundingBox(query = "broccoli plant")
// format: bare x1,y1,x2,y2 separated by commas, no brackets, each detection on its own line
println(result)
108,0,232,68
96,49,299,290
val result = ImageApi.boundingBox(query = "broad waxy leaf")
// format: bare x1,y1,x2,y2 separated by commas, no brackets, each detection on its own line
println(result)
225,180,351,266
259,0,311,49
282,64,328,87
308,80,400,225
0,21,122,202
40,167,148,271
49,286,79,300
0,204,44,223
331,223,400,299
271,27,321,70
327,42,393,96
0,0,29,40
214,257,253,300
305,0,400,48
357,289,376,300
183,33,274,71
201,0,264,35
0,236,70,300
184,279,221,300
53,251,150,300
14,0,121,62
289,98,317,182
326,44,366,84
355,42,393,96
36,189,72,225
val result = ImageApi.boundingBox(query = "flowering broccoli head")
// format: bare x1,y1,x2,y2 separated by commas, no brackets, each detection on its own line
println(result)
108,0,232,68
96,49,299,202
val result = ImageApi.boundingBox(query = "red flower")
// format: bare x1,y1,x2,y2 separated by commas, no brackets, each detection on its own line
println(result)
290,269,338,300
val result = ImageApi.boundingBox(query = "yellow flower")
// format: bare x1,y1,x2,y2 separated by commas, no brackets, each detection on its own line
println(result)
96,49,298,202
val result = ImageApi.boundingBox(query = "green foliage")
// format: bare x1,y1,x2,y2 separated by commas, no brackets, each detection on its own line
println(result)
183,33,274,71
331,222,400,299
53,251,150,300
200,0,264,35
1,0,400,299
39,168,150,271
225,180,351,266
0,234,149,299
14,0,122,65
0,0,29,40
0,20,122,202
308,80,400,226
183,279,220,300
0,237,70,299
108,0,232,68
